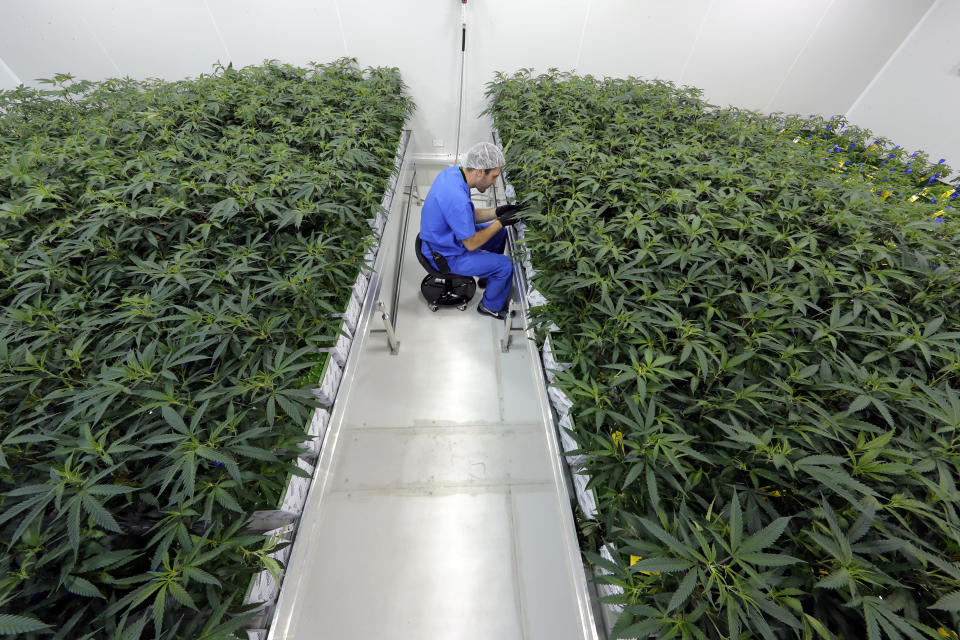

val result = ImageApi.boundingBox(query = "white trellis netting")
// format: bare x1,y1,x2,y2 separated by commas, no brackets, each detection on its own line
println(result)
311,356,343,407
368,207,387,236
298,407,330,459
334,288,363,335
546,384,574,417
279,458,314,514
322,272,367,368
242,521,297,627
540,336,569,384
557,413,587,467
326,325,353,369
596,545,626,614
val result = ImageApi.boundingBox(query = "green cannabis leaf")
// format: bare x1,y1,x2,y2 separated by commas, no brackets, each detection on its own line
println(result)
489,69,960,639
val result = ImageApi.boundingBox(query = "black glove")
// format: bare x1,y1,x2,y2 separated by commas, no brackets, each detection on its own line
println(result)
496,203,524,226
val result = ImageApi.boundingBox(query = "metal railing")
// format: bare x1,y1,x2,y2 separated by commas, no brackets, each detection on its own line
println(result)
370,147,418,355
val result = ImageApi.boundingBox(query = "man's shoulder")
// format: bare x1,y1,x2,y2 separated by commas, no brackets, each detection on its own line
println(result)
427,167,467,203
435,165,465,186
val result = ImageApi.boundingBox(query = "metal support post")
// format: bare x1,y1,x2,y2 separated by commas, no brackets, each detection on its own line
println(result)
499,299,514,353
377,301,400,355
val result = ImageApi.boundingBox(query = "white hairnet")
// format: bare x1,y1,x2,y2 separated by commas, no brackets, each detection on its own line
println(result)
463,142,505,170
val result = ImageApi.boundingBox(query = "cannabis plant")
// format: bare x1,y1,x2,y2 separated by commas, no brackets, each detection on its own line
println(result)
488,70,960,640
0,59,412,638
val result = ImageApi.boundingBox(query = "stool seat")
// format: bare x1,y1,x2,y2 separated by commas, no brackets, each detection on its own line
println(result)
415,234,476,312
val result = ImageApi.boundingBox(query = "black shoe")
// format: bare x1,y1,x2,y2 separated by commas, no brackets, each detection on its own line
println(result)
477,302,506,320
477,278,488,289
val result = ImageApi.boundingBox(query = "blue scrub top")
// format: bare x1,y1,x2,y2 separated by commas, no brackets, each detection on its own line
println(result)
420,166,476,259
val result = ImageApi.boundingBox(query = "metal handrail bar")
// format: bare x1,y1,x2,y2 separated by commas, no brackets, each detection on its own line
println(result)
371,132,414,335
391,162,416,325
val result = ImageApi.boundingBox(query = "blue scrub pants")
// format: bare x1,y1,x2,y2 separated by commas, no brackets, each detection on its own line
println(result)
423,224,513,312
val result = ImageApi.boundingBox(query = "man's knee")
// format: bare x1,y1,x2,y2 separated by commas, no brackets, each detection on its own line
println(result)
492,255,513,278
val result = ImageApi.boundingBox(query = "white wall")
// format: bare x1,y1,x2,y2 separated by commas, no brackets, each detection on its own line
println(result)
0,0,954,172
847,0,960,182
465,0,936,158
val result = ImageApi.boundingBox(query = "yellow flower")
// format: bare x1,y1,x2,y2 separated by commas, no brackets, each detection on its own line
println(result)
630,555,660,576
611,430,624,454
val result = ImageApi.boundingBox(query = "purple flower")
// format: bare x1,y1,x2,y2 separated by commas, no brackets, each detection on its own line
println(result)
895,145,901,149
912,152,919,157
935,217,944,223
906,168,913,173
888,153,895,158
932,199,938,203
213,461,225,467
939,159,946,163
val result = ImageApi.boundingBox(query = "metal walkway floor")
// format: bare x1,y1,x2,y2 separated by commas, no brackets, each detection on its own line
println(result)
267,166,597,640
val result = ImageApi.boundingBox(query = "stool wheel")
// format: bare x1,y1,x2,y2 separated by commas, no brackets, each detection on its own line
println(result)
457,303,467,311
430,304,439,312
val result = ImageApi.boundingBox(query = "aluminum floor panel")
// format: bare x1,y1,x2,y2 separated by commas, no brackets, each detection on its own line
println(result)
268,192,591,640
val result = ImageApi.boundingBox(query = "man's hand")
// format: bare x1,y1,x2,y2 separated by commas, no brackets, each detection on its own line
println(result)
496,204,524,227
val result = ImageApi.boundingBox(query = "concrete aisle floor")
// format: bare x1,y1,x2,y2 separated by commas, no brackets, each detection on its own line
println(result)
268,181,590,640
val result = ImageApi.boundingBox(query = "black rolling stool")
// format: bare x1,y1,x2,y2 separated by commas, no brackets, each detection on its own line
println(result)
414,234,477,312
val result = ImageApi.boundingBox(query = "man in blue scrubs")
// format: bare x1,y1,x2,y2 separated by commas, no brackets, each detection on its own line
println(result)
419,142,524,320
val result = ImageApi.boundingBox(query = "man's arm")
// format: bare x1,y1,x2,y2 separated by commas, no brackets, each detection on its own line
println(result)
462,218,503,251
475,207,497,223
